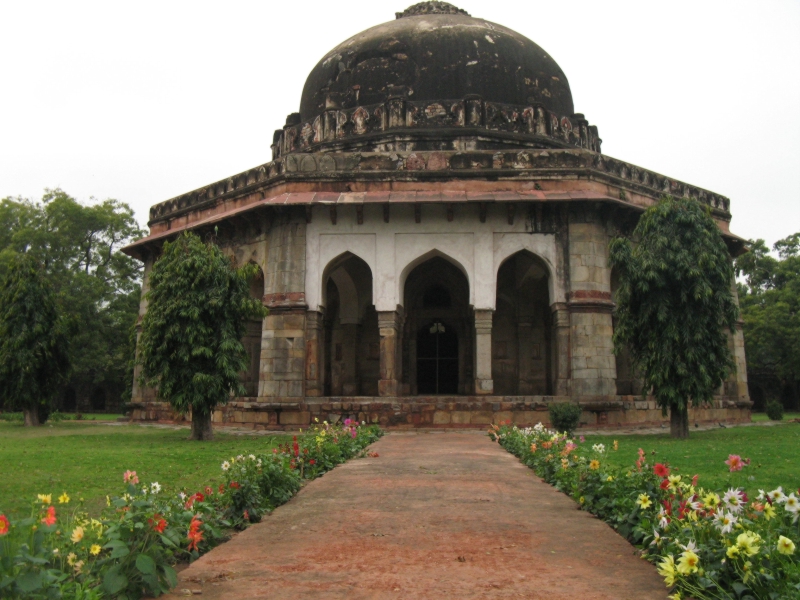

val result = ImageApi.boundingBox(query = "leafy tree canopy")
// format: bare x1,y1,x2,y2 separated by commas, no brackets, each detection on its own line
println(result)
735,233,800,408
0,189,145,408
609,196,738,438
0,254,71,425
138,232,267,440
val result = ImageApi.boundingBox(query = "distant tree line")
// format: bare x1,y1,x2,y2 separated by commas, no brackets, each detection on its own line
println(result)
735,232,800,411
0,189,144,416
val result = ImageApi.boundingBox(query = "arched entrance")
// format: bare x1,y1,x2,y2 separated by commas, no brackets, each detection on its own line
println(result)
322,253,378,396
402,256,471,395
493,251,553,395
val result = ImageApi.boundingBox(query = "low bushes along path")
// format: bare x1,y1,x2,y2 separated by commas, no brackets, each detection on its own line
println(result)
166,432,667,599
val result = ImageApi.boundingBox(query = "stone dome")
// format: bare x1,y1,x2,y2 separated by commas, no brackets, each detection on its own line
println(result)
299,2,574,121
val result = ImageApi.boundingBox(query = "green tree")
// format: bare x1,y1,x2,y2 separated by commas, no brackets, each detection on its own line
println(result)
0,189,144,410
138,232,267,440
736,233,800,409
0,254,71,426
609,196,738,438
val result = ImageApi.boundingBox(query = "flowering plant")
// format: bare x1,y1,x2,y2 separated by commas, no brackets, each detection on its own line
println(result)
490,423,800,599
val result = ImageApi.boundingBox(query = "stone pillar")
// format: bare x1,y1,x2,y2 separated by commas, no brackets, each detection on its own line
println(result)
728,282,749,402
341,322,359,396
378,309,403,397
304,311,324,397
474,309,494,395
567,214,616,397
551,303,570,396
131,256,157,404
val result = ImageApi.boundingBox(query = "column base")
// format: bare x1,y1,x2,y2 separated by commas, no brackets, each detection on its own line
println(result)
379,379,400,397
474,379,494,395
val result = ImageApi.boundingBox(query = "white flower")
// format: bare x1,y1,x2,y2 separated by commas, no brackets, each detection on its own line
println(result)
757,489,766,501
713,509,737,534
150,482,161,494
256,459,262,467
248,454,256,461
53,548,59,555
681,540,698,553
658,507,669,530
784,493,799,514
141,487,148,496
178,492,187,501
236,455,244,461
221,461,230,471
767,487,786,503
722,488,745,514
592,443,606,454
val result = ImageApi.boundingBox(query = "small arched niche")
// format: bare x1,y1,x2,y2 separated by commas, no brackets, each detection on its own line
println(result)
322,253,378,396
493,251,553,395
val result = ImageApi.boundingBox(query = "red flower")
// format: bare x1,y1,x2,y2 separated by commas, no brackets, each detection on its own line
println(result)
184,492,206,509
662,500,673,516
205,486,213,496
149,513,167,534
0,514,9,535
691,474,699,487
243,510,249,521
653,463,670,478
309,459,316,465
187,515,203,552
229,482,241,489
219,485,225,494
292,436,299,458
41,506,56,526
660,479,670,490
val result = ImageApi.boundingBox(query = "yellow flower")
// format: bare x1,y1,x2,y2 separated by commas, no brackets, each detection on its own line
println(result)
726,545,740,559
657,555,677,586
703,493,720,509
667,475,682,491
676,550,700,575
579,496,585,505
37,494,52,505
668,593,682,600
606,476,614,482
66,552,77,566
636,494,653,509
589,459,600,470
106,495,111,507
90,544,102,556
58,493,70,504
70,526,85,544
736,531,761,557
764,504,776,520
777,535,795,556
613,440,619,451
73,560,84,574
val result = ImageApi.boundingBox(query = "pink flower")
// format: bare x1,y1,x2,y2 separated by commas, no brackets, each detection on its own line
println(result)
725,455,744,472
41,506,56,526
123,470,139,484
579,436,586,443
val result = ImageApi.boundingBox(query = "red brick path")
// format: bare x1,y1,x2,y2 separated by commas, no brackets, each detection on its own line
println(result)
165,432,668,599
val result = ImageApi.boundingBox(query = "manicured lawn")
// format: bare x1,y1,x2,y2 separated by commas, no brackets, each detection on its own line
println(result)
751,411,800,422
0,421,289,518
585,423,800,496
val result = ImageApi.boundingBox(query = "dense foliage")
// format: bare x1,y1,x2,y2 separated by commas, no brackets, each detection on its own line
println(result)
138,232,267,440
0,421,383,598
735,233,800,411
609,196,738,438
0,190,144,415
548,402,582,435
0,255,71,426
491,423,800,599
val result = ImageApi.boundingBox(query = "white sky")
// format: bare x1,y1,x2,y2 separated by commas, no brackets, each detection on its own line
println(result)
1,0,798,245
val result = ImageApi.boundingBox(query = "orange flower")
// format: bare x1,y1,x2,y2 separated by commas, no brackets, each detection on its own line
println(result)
41,506,57,526
187,515,203,552
149,513,167,534
0,515,9,535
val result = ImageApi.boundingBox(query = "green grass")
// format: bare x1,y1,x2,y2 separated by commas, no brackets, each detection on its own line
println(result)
0,421,289,518
751,411,800,422
584,423,800,496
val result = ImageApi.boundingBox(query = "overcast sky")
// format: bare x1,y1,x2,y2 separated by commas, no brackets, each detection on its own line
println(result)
1,0,798,246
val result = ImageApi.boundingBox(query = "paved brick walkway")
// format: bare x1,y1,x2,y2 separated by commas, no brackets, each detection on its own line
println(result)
166,432,668,599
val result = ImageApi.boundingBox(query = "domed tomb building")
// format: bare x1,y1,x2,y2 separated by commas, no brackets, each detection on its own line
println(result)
124,2,751,429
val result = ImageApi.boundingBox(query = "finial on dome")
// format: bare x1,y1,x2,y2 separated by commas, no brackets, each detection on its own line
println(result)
396,2,470,19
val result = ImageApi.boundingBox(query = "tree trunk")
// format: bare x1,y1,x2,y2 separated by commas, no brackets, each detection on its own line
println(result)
23,407,41,427
190,411,214,441
670,405,689,439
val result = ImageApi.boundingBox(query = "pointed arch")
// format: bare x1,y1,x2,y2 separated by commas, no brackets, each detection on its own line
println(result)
398,248,472,309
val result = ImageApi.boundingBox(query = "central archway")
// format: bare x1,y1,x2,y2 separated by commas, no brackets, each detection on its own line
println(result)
402,256,472,395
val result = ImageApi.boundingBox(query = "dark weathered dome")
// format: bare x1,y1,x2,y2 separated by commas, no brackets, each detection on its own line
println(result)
299,2,574,122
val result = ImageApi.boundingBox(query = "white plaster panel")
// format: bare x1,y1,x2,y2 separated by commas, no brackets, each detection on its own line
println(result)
393,233,475,312
306,233,376,312
493,233,563,306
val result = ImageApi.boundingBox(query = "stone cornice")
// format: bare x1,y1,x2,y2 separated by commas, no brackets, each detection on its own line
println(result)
148,149,731,225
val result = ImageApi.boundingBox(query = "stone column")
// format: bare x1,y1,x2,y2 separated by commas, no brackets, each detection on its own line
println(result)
378,309,403,397
473,309,494,395
304,311,324,397
550,303,570,396
728,281,749,401
131,256,157,405
567,214,616,397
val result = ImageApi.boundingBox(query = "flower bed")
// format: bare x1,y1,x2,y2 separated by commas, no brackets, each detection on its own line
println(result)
490,423,800,599
0,420,382,599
